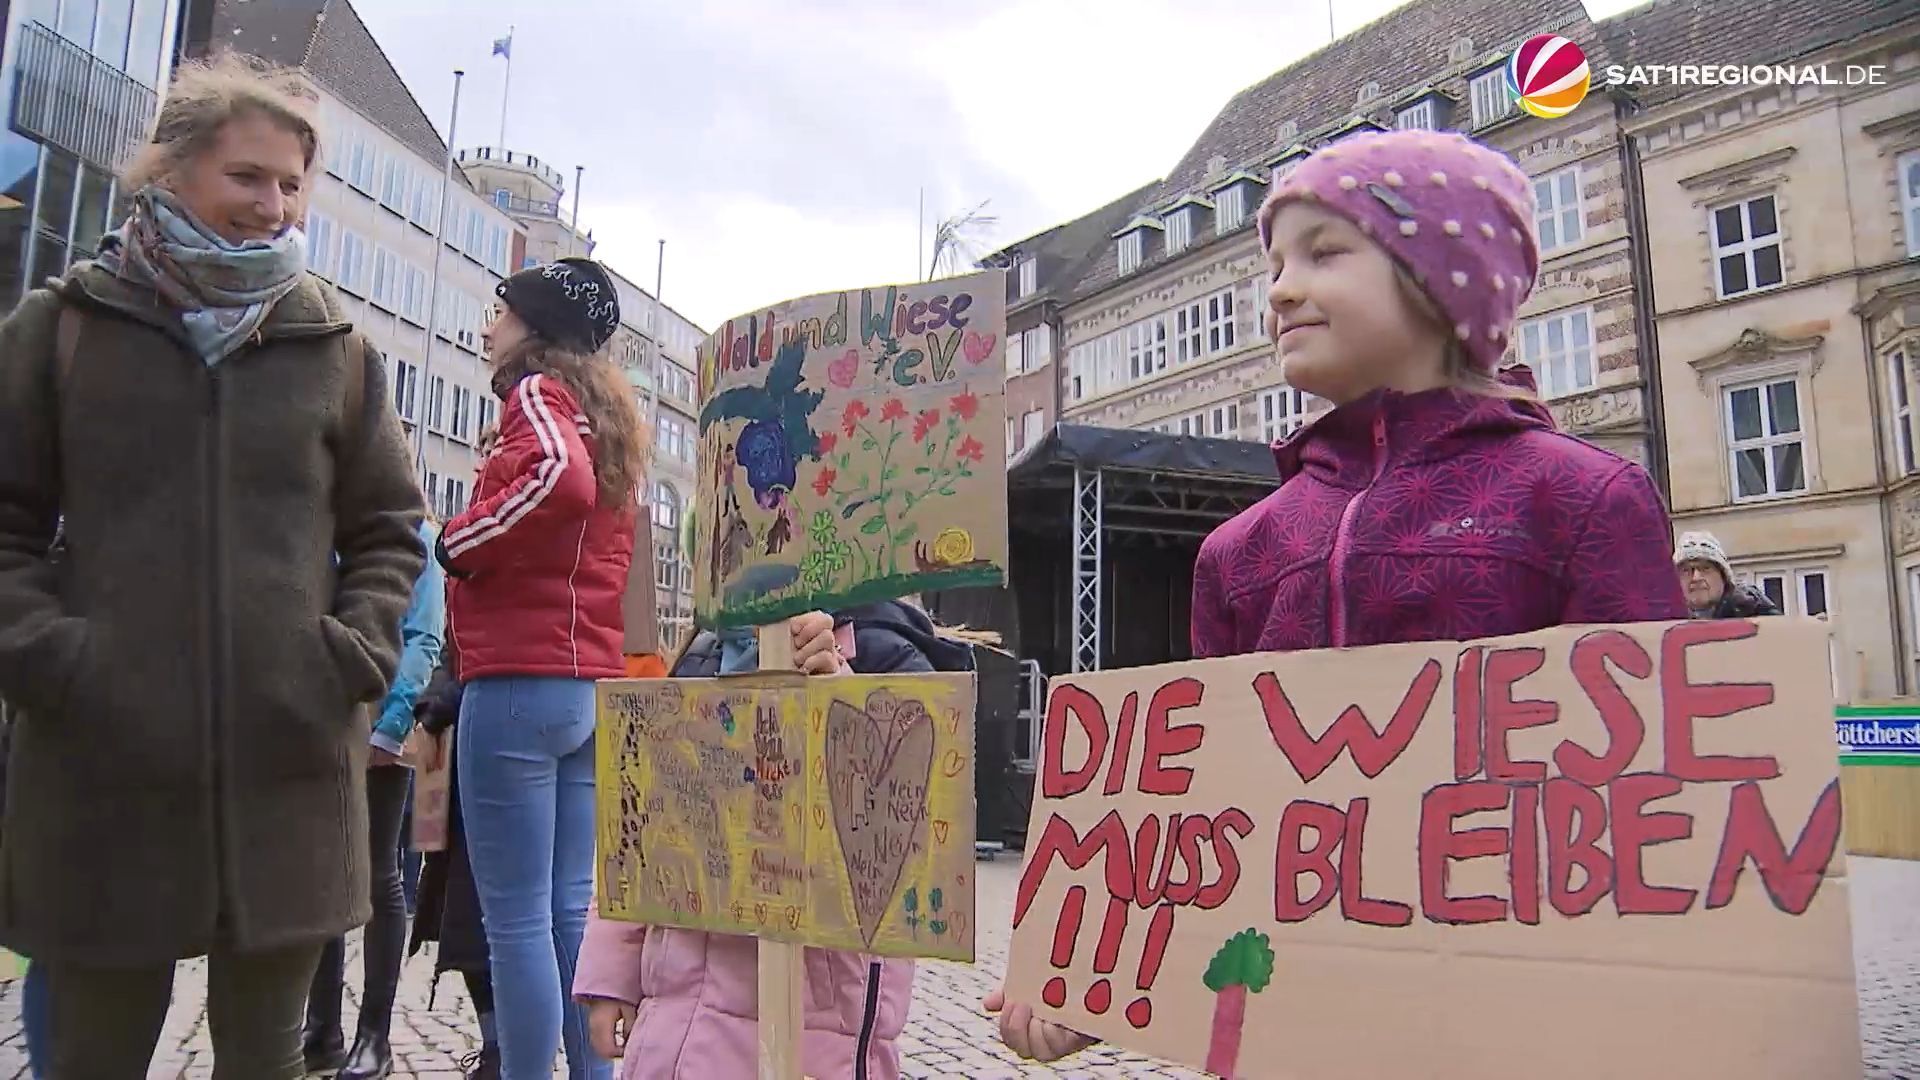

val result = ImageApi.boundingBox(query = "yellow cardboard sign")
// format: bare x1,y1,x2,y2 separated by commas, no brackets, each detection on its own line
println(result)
596,672,978,961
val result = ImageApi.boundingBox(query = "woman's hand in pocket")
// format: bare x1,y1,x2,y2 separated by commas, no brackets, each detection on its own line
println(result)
586,997,637,1059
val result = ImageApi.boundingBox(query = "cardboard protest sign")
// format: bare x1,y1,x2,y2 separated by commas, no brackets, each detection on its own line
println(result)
691,271,1009,629
1006,618,1857,1079
596,672,978,960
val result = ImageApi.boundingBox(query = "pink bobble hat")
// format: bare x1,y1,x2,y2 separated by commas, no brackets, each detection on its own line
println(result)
1255,129,1542,373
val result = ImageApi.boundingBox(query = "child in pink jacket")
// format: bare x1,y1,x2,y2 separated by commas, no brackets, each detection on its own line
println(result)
577,600,970,1078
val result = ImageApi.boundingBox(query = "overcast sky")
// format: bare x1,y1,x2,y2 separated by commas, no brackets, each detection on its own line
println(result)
358,0,1650,333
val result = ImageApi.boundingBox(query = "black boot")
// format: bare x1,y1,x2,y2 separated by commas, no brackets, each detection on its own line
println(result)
301,1008,346,1075
338,1029,394,1080
460,1044,500,1080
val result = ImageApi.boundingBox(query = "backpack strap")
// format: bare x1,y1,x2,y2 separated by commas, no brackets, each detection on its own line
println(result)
54,303,81,392
340,329,366,424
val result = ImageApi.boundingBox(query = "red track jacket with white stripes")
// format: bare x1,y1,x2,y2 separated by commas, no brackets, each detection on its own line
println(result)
441,372,635,680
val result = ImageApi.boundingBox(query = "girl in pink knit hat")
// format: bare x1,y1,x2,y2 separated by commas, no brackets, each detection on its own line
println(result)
989,128,1689,1065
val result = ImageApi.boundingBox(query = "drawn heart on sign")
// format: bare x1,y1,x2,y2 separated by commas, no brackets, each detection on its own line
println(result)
812,805,827,831
940,749,967,778
825,694,935,946
785,906,801,931
932,820,950,845
961,331,998,365
755,902,768,926
827,349,860,389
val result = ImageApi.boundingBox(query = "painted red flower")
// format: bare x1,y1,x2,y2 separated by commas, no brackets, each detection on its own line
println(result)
841,400,870,436
816,431,838,455
812,467,837,497
913,408,940,443
949,391,979,421
957,435,985,464
881,399,908,423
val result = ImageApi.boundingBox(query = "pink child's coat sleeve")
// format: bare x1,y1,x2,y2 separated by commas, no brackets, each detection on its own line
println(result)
1190,539,1235,659
1559,463,1689,624
574,895,647,1005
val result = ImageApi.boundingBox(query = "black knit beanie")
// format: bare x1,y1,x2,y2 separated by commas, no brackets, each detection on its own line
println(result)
494,257,621,353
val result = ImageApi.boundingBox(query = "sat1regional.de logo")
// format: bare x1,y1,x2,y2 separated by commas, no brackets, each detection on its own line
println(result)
1507,33,1592,119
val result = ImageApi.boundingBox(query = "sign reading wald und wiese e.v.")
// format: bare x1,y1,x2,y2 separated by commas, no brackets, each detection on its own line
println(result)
691,270,1009,630
1005,617,1859,1080
595,671,979,961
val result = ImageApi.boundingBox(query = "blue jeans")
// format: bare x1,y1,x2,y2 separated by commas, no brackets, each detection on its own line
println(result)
23,960,49,1078
457,677,610,1080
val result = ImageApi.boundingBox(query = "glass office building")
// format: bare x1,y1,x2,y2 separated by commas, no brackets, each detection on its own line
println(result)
0,0,177,310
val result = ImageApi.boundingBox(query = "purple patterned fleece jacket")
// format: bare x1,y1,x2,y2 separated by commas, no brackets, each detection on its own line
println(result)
1191,386,1687,658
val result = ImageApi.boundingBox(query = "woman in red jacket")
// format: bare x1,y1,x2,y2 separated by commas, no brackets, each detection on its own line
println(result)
435,257,646,1080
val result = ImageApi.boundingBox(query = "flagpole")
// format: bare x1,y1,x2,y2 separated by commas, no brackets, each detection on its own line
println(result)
417,69,465,480
497,26,513,147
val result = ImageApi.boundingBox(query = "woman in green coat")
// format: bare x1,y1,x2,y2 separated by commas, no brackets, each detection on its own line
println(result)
0,52,424,1078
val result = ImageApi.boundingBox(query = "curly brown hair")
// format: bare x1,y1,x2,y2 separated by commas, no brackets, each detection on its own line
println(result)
122,49,321,202
493,340,652,511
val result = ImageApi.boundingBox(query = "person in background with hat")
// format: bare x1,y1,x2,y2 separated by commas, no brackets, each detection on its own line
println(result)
1675,531,1781,619
435,257,649,1080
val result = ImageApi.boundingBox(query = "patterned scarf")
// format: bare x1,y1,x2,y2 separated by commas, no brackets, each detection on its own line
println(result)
97,187,308,365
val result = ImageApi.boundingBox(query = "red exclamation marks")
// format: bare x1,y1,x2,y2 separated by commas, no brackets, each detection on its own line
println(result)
1083,896,1129,1015
1126,904,1174,1029
1041,885,1086,1009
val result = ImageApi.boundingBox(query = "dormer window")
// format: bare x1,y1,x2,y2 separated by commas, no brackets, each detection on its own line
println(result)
1209,171,1265,235
1356,81,1383,109
1397,99,1436,130
1016,255,1037,298
1274,120,1299,147
1469,66,1513,128
1165,208,1193,253
1270,148,1309,187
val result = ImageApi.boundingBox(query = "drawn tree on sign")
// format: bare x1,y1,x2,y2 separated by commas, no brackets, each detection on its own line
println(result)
1201,929,1275,1077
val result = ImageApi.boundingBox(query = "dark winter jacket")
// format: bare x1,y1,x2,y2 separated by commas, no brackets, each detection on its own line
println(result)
0,269,425,965
1700,583,1783,620
672,600,975,677
1193,386,1687,657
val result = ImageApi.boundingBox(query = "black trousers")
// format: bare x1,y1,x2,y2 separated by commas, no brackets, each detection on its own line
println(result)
307,763,411,1044
47,940,322,1079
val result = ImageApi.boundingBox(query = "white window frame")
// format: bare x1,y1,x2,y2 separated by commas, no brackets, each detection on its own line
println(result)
1021,408,1045,448
1260,386,1309,442
1022,324,1052,371
1709,193,1784,300
1206,288,1236,354
653,481,680,530
1127,317,1167,380
1734,564,1831,618
1271,160,1300,186
1889,346,1916,476
1396,99,1436,130
305,211,336,279
1174,302,1203,363
390,356,418,422
450,385,472,442
427,374,447,433
1516,306,1595,400
1724,373,1809,502
1469,68,1511,128
1006,332,1025,376
337,231,369,295
1117,231,1144,275
1533,165,1584,254
1214,185,1247,234
1164,208,1194,254
1900,149,1920,257
1016,256,1037,298
1908,565,1920,687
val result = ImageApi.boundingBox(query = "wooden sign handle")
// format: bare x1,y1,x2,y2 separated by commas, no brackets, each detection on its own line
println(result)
756,619,805,1080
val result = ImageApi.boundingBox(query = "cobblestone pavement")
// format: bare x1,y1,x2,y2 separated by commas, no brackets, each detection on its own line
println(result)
1,856,1914,1078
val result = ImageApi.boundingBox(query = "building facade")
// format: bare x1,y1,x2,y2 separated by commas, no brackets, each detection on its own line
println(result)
0,0,177,310
1055,0,1660,470
458,145,593,267
1614,0,1920,699
984,185,1150,457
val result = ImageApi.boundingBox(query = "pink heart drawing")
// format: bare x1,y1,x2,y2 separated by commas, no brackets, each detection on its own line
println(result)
961,331,998,366
828,349,859,388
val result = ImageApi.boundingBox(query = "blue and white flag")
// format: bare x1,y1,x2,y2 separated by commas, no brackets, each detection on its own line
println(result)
491,35,512,58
